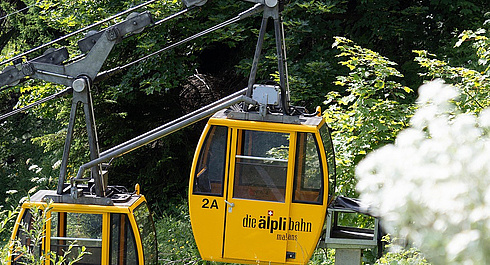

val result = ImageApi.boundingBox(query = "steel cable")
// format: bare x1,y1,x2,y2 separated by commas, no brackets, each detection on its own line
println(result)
0,87,72,120
0,3,36,22
96,3,264,81
0,0,160,67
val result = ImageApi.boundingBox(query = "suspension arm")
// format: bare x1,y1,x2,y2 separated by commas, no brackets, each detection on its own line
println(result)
73,94,258,181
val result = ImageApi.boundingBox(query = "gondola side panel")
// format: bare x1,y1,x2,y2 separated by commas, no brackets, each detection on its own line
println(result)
189,124,229,260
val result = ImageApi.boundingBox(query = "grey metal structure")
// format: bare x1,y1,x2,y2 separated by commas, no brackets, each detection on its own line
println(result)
1,11,154,197
321,198,382,264
244,0,290,114
72,93,258,198
0,0,287,203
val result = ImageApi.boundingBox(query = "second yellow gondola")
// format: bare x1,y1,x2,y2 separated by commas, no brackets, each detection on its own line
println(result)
9,186,157,265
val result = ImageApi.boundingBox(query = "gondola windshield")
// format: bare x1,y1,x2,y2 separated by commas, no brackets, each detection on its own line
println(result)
234,129,290,202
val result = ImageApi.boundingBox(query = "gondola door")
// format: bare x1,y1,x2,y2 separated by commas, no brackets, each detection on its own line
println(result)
223,128,294,263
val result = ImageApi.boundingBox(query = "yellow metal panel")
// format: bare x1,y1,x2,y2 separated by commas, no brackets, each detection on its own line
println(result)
102,213,110,264
222,128,291,263
128,196,147,212
208,117,320,133
223,198,290,263
10,207,26,242
189,194,226,260
45,211,52,265
287,203,326,264
190,118,330,265
20,201,133,214
15,196,147,265
189,124,229,261
284,131,329,264
9,207,27,265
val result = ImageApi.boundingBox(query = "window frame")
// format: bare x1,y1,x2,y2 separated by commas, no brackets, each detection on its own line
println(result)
192,125,229,197
232,129,290,202
133,202,157,265
319,124,337,204
292,132,324,205
109,213,139,265
49,211,104,265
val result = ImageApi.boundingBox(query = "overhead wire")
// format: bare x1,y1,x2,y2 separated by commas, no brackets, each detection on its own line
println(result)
0,87,72,120
0,0,161,67
153,5,196,26
0,0,202,119
0,3,36,22
0,4,195,92
0,2,265,120
96,3,264,81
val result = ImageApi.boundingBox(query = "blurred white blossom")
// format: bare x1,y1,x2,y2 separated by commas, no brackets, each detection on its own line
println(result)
356,80,490,264
52,160,61,170
28,164,42,174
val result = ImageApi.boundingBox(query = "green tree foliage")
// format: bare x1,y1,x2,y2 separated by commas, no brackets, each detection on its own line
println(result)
415,25,490,114
0,1,489,264
326,37,413,196
0,0,489,229
283,0,489,108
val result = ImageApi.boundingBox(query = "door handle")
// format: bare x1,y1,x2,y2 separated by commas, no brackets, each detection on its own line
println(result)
224,200,234,213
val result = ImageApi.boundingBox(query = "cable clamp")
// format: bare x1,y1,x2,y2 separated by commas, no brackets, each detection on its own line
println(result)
106,26,121,41
21,63,35,76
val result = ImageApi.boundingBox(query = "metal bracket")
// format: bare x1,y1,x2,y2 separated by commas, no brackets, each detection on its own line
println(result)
245,0,289,114
243,0,278,8
0,1,201,201
182,0,208,7
0,11,154,89
74,93,258,181
78,11,153,53
322,207,379,249
70,178,82,200
21,63,35,76
106,26,121,41
0,47,69,87
0,66,23,87
57,76,105,197
32,47,70,64
2,12,154,197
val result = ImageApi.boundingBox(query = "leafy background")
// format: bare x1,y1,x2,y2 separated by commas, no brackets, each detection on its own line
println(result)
0,0,489,264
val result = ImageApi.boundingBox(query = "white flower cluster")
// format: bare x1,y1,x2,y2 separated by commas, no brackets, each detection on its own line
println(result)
356,80,490,265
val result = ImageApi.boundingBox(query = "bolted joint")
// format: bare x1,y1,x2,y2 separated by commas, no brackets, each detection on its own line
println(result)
265,0,277,8
72,76,91,93
22,63,35,76
72,78,87,93
106,26,121,41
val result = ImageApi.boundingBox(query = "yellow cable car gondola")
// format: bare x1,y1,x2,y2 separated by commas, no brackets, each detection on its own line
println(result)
10,185,157,265
5,11,161,262
189,103,336,264
188,0,336,263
